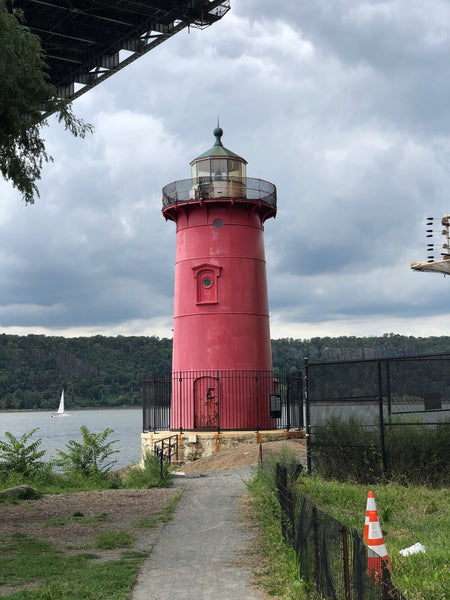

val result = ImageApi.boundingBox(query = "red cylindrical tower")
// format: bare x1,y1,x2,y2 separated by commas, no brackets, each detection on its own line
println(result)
162,127,277,430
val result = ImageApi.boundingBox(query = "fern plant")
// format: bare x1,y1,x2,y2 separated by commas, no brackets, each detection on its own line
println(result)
0,427,46,477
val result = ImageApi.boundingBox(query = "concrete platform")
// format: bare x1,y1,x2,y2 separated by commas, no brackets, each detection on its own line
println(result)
141,429,304,464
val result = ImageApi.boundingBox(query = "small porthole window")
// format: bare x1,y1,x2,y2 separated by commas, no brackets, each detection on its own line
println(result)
213,219,223,228
192,263,221,304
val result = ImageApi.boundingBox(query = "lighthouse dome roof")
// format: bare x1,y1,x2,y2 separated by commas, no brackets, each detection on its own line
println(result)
190,127,247,165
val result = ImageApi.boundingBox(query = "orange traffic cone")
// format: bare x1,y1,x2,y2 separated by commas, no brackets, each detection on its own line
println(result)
363,490,377,542
366,491,391,579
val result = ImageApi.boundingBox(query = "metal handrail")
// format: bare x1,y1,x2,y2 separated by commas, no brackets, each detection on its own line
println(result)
162,176,277,208
154,434,179,465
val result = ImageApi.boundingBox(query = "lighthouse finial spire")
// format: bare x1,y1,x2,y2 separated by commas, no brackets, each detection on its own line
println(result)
213,119,223,147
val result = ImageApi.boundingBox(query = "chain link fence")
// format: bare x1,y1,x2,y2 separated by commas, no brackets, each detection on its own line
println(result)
304,354,450,481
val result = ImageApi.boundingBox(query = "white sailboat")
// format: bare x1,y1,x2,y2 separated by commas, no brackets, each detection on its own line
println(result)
51,389,70,418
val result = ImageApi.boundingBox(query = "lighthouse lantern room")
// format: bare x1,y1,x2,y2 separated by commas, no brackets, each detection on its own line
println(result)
162,127,277,430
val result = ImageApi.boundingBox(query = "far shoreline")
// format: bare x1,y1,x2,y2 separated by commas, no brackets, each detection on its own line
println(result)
0,406,141,414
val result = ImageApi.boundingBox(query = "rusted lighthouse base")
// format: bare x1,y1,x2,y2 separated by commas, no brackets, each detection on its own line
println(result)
141,429,305,465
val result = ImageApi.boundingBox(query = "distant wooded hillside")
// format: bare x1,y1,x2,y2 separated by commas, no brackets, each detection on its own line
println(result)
0,333,449,410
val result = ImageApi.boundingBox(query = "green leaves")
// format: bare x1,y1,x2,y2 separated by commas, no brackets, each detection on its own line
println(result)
0,0,93,203
0,426,46,476
123,453,172,489
56,425,119,478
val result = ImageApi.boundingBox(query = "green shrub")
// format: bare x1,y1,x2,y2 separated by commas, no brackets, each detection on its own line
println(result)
0,427,46,477
385,420,449,486
311,415,449,486
55,425,119,478
312,416,383,483
123,453,172,489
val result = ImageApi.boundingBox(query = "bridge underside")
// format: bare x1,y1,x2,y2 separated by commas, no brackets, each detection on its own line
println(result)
10,1,230,110
411,260,450,275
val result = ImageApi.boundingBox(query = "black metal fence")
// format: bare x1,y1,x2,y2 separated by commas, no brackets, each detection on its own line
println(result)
142,370,303,433
275,462,407,600
304,354,450,475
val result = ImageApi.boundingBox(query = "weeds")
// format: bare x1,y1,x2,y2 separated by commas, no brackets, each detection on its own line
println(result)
0,428,46,477
251,446,449,600
44,513,111,528
55,425,119,477
311,415,383,482
133,489,183,528
311,415,449,486
248,450,308,599
298,476,448,600
95,531,134,550
123,452,172,489
385,420,450,486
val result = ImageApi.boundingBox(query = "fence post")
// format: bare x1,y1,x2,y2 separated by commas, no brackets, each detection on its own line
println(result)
178,374,183,434
286,374,291,430
312,504,320,590
377,360,387,477
381,560,391,600
304,358,312,474
255,372,260,433
299,371,304,430
216,372,221,433
151,378,155,433
276,463,289,542
341,525,351,600
386,360,392,417
166,374,171,431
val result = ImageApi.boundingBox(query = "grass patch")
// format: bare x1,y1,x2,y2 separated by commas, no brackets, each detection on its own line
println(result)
311,415,449,487
133,488,183,528
0,478,183,599
44,513,111,528
121,550,149,560
250,450,449,600
0,468,115,495
123,453,172,489
0,533,143,600
248,475,307,599
79,513,110,525
133,516,158,528
0,451,174,497
298,476,448,600
95,531,134,550
44,516,73,527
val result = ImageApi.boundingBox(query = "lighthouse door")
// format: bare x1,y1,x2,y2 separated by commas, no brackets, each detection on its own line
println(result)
194,376,218,429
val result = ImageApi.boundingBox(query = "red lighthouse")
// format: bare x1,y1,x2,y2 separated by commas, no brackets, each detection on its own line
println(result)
162,127,277,430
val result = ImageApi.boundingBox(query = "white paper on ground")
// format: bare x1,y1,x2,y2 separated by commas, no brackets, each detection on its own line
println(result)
399,542,426,556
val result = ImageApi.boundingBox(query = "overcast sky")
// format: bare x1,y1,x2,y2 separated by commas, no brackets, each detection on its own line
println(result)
1,0,450,341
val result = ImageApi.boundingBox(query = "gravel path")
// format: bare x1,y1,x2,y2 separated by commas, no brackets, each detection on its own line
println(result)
131,465,267,600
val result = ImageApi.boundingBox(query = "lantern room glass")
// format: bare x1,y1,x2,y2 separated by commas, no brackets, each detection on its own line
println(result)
192,158,246,180
194,160,211,179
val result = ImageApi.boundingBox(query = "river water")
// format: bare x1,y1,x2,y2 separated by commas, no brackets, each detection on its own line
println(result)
0,409,143,469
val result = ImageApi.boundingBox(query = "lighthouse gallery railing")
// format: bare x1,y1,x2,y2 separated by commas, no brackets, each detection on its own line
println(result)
162,176,277,207
142,370,302,433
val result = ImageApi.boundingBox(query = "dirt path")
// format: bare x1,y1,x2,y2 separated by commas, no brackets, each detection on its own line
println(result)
180,438,306,472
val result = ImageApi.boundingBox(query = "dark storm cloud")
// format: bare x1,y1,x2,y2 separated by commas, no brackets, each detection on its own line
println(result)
1,0,450,338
